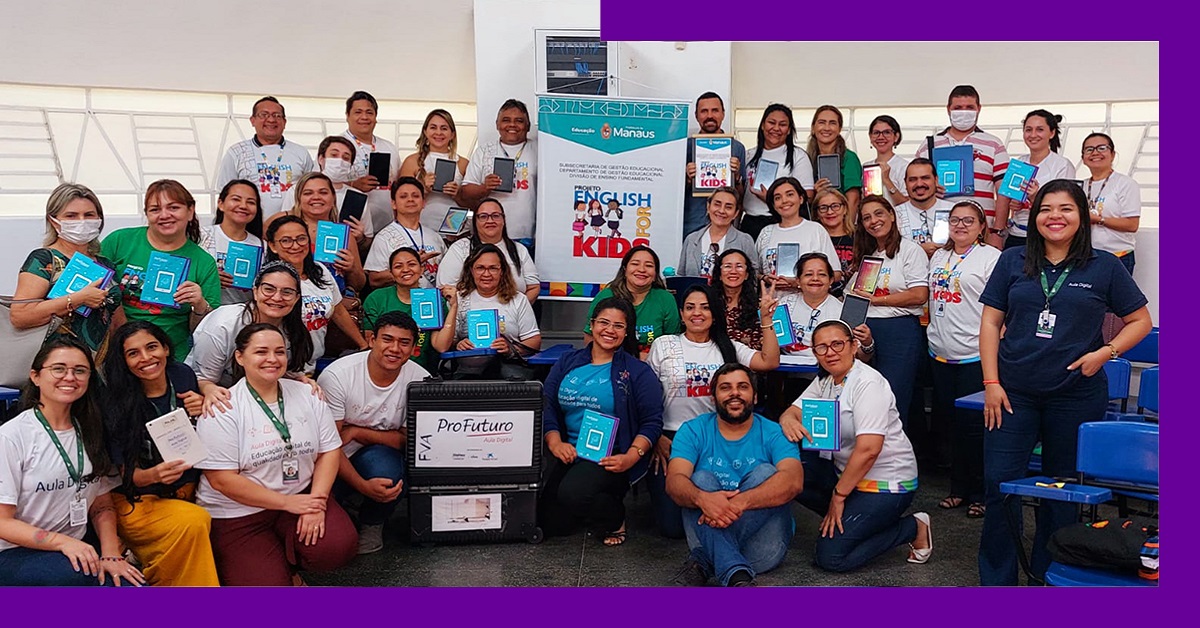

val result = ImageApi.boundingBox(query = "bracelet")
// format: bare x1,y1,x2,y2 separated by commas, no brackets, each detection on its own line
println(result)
1106,343,1120,360
860,341,875,353
66,294,73,313
983,380,1001,386
100,556,127,562
760,323,774,329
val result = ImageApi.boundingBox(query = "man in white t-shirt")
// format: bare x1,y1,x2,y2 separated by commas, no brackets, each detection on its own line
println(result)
320,311,430,554
894,158,955,257
342,91,401,239
460,99,538,247
217,96,315,220
364,177,446,288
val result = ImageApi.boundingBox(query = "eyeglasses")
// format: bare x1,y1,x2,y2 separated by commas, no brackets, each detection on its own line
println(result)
473,265,502,274
257,282,299,299
476,213,504,223
274,234,309,248
41,364,91,379
812,339,849,356
817,202,845,214
869,129,895,137
948,216,978,227
255,112,285,120
1082,145,1112,155
592,318,627,333
720,263,747,271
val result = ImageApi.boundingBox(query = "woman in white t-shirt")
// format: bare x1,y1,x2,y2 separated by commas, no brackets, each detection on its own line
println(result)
927,201,1000,518
645,284,780,538
200,179,264,306
864,115,910,207
0,338,142,586
448,244,541,355
196,323,356,586
266,216,367,373
848,195,930,429
742,104,816,239
778,252,873,361
270,172,366,294
436,198,539,303
756,177,843,291
400,109,469,234
781,320,930,572
1005,110,1077,250
188,260,315,412
1082,132,1142,275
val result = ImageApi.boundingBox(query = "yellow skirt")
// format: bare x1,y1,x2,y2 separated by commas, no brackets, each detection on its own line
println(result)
112,484,220,587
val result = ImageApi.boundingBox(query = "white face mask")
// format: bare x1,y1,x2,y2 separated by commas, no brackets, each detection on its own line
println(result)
52,218,103,245
322,158,352,182
949,110,978,132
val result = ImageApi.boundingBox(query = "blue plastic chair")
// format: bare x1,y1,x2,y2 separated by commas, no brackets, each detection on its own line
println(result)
1137,366,1159,415
1104,358,1132,412
1122,327,1159,364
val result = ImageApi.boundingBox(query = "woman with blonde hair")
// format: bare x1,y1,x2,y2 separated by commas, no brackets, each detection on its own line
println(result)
401,109,470,233
811,187,856,297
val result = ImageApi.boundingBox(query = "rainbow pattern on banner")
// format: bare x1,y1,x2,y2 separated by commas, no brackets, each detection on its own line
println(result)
542,282,606,298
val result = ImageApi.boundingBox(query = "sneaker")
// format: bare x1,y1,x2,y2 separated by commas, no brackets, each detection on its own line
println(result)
357,524,385,555
727,569,756,587
672,559,708,587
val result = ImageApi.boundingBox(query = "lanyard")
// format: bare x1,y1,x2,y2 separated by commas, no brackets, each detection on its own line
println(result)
1039,264,1072,312
247,384,292,452
501,142,526,162
937,244,976,288
34,408,84,487
258,148,284,168
1086,176,1110,213
399,224,425,251
822,364,853,400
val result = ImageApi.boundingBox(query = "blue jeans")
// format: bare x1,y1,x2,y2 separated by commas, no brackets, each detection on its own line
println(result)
1117,250,1136,275
647,431,686,539
333,444,406,526
978,374,1108,585
682,463,794,586
0,547,104,586
796,452,918,572
866,315,924,427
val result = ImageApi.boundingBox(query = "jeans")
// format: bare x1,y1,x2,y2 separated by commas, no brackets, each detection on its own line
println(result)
930,359,985,504
540,456,630,537
978,373,1109,585
647,431,686,539
796,452,918,572
1117,250,1136,275
866,315,924,428
682,463,794,586
0,547,104,586
333,444,406,526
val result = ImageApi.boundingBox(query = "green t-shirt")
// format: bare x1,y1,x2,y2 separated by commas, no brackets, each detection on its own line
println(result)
584,287,682,353
362,287,442,371
19,248,123,353
840,149,864,192
100,227,220,361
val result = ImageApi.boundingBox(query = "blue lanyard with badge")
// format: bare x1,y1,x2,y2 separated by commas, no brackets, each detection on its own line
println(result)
1037,264,1071,339
34,408,88,526
249,385,300,483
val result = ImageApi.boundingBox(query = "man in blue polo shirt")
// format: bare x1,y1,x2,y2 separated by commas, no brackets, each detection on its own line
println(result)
666,363,804,586
684,92,746,236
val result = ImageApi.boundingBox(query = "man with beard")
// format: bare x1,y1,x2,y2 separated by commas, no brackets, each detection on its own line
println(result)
666,363,803,586
683,92,746,236
893,158,956,258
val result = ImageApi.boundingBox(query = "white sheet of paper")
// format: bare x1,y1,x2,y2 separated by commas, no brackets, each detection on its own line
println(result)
780,354,817,366
144,408,208,467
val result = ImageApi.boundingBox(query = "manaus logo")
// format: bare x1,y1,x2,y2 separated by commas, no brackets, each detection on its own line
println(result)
600,123,612,140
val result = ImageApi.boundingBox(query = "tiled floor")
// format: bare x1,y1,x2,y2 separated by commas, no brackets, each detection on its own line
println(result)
308,468,1011,587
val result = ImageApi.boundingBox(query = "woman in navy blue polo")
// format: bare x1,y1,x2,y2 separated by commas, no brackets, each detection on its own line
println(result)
976,179,1152,586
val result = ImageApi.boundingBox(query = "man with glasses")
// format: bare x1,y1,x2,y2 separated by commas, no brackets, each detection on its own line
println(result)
363,177,445,289
460,99,538,251
217,96,315,220
894,159,955,258
683,92,746,236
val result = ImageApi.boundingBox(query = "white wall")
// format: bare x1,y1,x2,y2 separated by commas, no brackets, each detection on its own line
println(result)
732,42,1159,107
0,0,477,103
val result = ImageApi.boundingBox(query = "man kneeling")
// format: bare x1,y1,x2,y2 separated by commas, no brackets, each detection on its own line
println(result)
666,363,804,586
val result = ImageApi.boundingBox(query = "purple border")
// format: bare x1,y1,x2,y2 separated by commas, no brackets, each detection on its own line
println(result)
7,3,1180,624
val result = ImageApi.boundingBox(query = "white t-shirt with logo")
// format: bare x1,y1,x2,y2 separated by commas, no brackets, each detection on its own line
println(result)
217,138,316,219
0,410,120,551
776,293,843,361
301,264,343,370
343,131,402,238
196,379,343,519
317,351,430,457
420,151,466,234
1087,172,1142,254
436,238,539,294
742,145,816,217
848,238,929,319
1008,151,1077,237
647,335,757,432
364,222,446,288
185,303,255,385
199,225,262,306
754,220,840,277
798,363,918,491
927,244,1001,363
464,139,538,240
455,290,540,344
895,198,955,245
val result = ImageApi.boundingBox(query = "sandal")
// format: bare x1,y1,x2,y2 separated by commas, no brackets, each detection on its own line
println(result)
967,502,986,519
907,512,933,564
938,495,965,510
603,526,627,547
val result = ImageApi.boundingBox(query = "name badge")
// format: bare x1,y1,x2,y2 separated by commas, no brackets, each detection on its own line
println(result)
69,492,88,527
282,457,300,484
935,302,946,317
1036,309,1056,339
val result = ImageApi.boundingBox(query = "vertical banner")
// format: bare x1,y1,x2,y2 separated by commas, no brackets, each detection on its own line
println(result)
536,95,690,299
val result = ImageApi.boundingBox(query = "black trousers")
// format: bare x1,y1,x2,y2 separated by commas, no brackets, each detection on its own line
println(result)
540,456,630,537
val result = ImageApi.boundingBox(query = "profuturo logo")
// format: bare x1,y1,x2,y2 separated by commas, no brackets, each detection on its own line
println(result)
600,122,612,139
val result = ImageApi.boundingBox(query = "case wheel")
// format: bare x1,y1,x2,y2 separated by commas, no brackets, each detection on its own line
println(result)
528,527,544,544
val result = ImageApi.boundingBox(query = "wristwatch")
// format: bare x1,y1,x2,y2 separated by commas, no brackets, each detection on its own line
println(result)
1107,343,1120,359
633,445,645,457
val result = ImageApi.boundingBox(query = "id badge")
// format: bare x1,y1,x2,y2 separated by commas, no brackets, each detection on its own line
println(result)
282,456,300,484
1036,309,1056,339
935,302,946,318
69,492,87,527
819,451,833,461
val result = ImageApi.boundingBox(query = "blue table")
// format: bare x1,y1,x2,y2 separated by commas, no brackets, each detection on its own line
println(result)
777,361,818,374
0,386,19,403
955,390,985,411
527,343,575,365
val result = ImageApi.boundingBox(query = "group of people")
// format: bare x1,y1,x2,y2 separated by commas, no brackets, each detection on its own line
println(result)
0,84,1152,587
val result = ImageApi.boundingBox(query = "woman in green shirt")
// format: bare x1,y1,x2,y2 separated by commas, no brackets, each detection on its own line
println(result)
362,247,455,371
807,105,864,216
584,245,681,358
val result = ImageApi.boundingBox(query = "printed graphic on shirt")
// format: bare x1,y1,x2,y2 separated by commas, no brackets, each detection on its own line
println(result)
302,294,332,331
559,371,608,410
930,266,964,305
637,324,657,354
703,451,762,490
257,163,295,197
874,266,894,297
684,361,720,397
